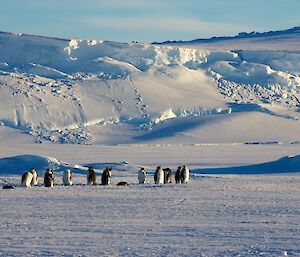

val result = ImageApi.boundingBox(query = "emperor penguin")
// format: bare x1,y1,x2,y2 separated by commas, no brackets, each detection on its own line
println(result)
138,167,146,184
21,171,33,187
163,168,173,184
175,166,182,184
181,166,190,184
63,169,73,186
44,168,54,187
154,166,164,185
30,168,38,186
87,167,97,185
101,167,112,185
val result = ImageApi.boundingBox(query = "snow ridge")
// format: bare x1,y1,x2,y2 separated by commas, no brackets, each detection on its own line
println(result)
0,30,300,144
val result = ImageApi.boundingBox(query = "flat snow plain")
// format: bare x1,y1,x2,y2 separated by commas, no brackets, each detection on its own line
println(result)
0,143,299,257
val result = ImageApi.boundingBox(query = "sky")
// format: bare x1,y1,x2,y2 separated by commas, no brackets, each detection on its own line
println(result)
1,0,300,42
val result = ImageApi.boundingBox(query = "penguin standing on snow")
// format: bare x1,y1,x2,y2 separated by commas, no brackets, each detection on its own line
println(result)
154,166,164,185
175,166,182,184
101,167,112,185
63,169,73,186
181,165,190,184
44,168,55,187
138,167,146,184
21,171,34,188
163,168,173,184
87,167,97,185
30,168,38,186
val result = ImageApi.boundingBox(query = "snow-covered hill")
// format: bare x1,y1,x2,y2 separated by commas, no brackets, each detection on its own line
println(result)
157,26,300,51
0,29,300,144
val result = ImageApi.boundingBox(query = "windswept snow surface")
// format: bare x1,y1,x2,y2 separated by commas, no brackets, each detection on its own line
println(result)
1,30,300,144
0,144,300,256
1,174,299,257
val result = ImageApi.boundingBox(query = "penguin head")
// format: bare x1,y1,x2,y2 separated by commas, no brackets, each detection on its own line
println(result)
30,168,36,174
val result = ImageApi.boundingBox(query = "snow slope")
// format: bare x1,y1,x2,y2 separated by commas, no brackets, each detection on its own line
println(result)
196,155,300,174
0,29,300,144
158,26,300,51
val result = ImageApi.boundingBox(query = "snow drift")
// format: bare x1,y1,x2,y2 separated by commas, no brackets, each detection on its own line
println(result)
194,155,300,174
0,155,68,175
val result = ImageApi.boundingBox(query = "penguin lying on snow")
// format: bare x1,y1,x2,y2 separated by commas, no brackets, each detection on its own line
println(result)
117,181,129,186
3,185,14,190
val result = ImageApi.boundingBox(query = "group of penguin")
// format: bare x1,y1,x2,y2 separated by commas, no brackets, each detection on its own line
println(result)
19,165,190,188
147,165,190,185
21,168,57,187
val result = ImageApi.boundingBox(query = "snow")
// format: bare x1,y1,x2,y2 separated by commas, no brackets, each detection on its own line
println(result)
153,108,177,124
1,30,300,144
0,144,300,256
158,26,300,52
0,27,300,256
1,174,299,256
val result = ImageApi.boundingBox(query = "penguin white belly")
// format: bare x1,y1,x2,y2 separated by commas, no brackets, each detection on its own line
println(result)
21,172,33,187
107,171,112,185
158,169,164,184
63,171,72,186
31,171,38,186
183,169,190,183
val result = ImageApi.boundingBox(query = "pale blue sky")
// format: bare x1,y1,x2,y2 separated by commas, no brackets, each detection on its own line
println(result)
1,0,299,42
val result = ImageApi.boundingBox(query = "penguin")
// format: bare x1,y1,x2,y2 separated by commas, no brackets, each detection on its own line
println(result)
117,181,129,186
175,166,182,184
154,167,158,183
30,168,38,186
44,168,54,187
154,166,164,185
101,167,112,185
21,171,33,187
3,185,14,190
87,167,97,185
63,169,73,186
138,167,146,184
181,166,190,184
163,168,173,184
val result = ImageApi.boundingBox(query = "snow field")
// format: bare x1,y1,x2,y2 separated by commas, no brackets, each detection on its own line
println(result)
0,143,299,256
0,174,299,256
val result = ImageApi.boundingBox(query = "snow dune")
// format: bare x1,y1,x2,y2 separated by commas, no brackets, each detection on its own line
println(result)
1,152,300,178
196,155,300,174
0,155,66,176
